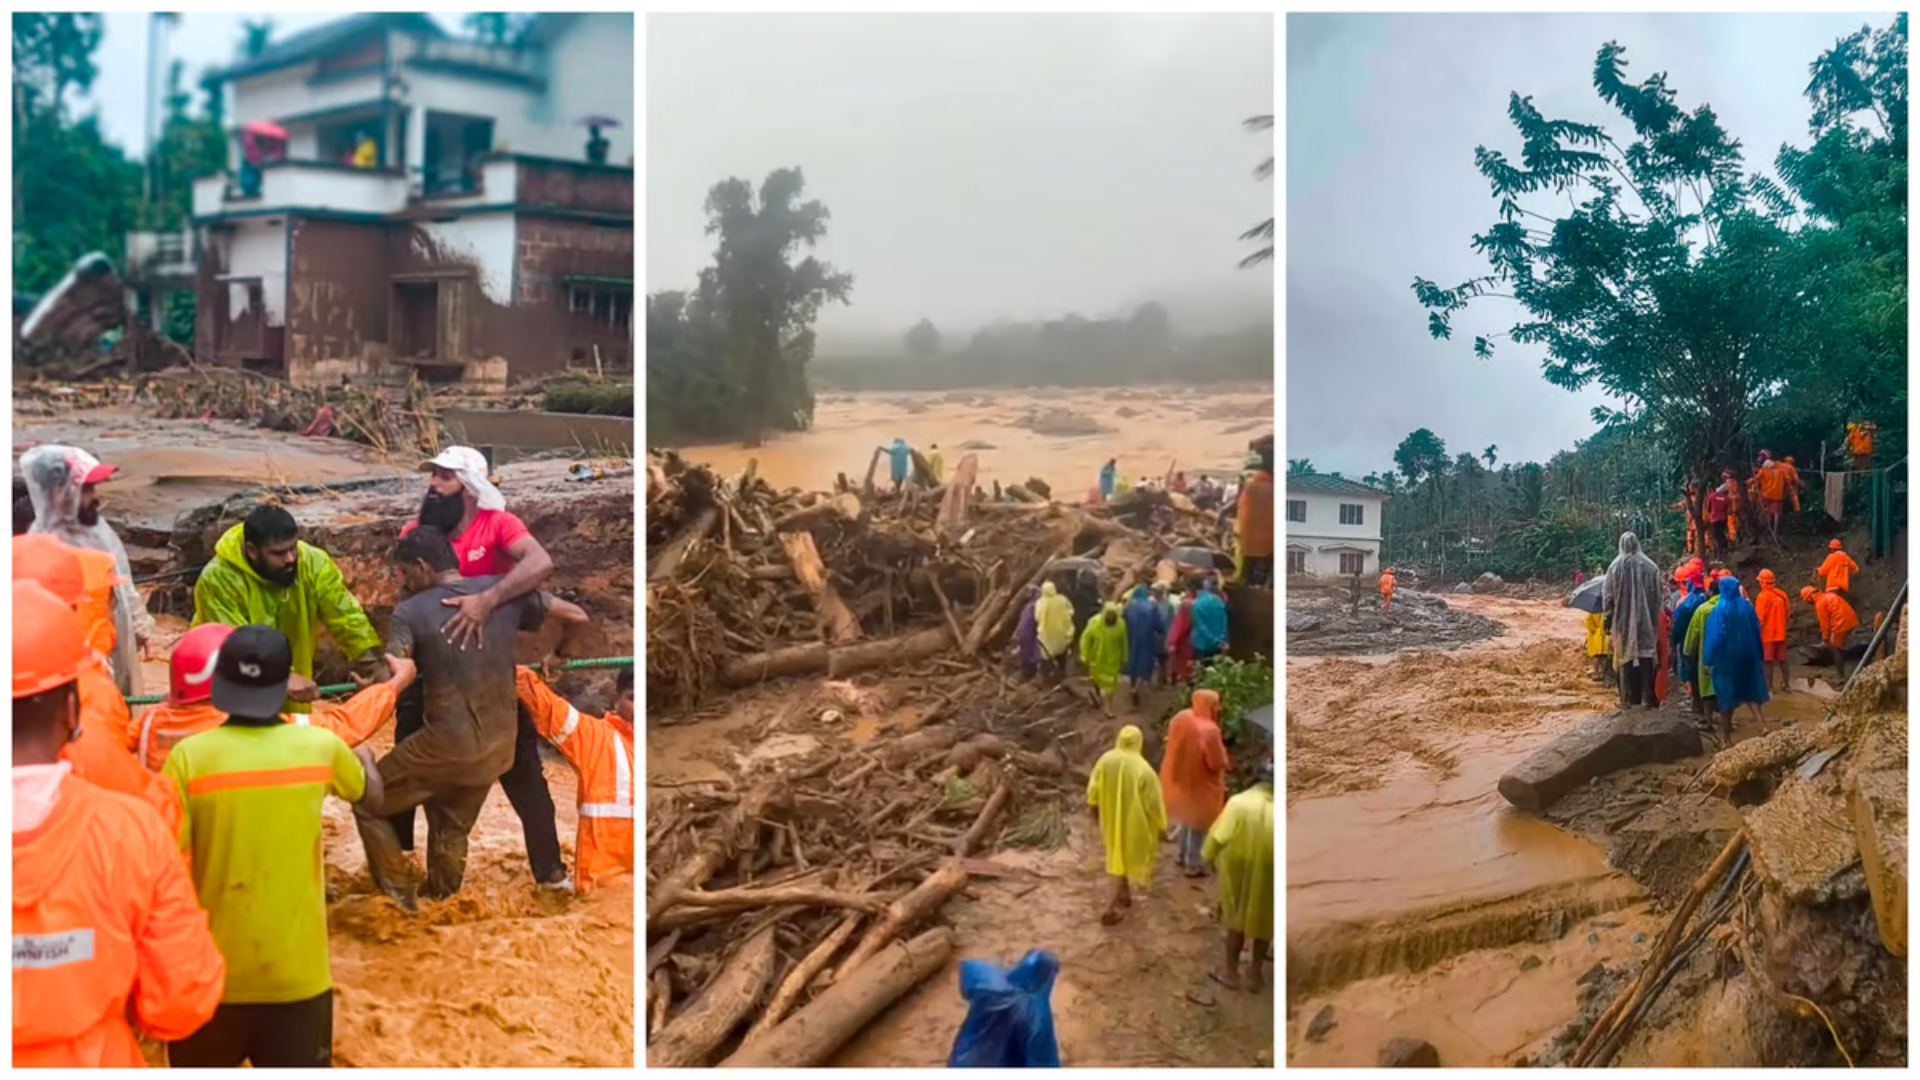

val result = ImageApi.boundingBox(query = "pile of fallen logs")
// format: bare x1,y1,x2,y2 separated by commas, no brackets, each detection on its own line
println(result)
142,364,450,459
644,449,1229,711
645,673,1080,1067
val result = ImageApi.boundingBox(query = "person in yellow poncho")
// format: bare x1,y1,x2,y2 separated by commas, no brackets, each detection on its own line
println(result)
1204,761,1274,990
1087,725,1166,925
1077,602,1129,718
1584,610,1611,684
1034,582,1075,682
1683,584,1723,723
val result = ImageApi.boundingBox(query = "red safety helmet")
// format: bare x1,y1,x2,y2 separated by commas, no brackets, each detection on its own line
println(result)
171,623,235,705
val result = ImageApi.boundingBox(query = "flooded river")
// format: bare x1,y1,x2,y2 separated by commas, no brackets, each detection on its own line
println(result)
676,384,1273,493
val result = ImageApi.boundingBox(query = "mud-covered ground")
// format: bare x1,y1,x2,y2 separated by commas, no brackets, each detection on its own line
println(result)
1286,582,1506,657
648,679,1276,1068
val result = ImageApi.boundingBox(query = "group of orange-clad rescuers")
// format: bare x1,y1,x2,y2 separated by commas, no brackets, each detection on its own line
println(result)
12,442,633,1067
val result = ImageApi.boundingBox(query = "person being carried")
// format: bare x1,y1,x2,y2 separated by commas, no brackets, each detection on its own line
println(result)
1753,569,1791,692
1204,760,1274,992
1078,602,1130,719
127,622,405,772
161,625,394,1068
11,582,225,1068
513,648,636,894
1817,538,1859,598
1161,689,1229,878
352,527,556,909
20,444,153,695
397,446,566,889
192,503,385,711
1087,725,1166,926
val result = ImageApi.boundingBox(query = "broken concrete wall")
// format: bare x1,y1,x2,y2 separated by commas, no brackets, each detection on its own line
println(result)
506,214,633,379
287,217,391,387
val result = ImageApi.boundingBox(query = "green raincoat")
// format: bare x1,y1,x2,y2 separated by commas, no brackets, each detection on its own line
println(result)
1684,594,1722,699
1077,603,1130,694
1204,782,1275,940
191,523,382,711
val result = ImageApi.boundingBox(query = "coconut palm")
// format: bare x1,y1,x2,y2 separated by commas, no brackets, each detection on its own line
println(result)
1239,114,1274,268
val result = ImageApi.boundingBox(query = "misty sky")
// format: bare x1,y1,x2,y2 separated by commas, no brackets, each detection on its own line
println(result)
1288,12,1889,479
81,14,467,156
647,14,1274,345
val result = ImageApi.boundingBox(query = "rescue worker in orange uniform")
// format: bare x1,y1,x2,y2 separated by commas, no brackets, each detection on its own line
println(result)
1234,460,1274,587
17,533,122,663
12,534,181,837
1847,421,1877,471
1817,539,1859,597
1754,452,1789,542
1721,470,1744,545
513,650,635,894
11,581,226,1067
1677,484,1701,556
1379,567,1396,610
1803,585,1860,652
1781,455,1804,513
126,622,405,772
1754,569,1791,691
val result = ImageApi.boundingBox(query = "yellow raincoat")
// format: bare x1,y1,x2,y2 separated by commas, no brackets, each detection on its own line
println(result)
1077,603,1129,693
1685,594,1722,698
1087,726,1166,886
1204,782,1274,941
1584,612,1608,658
1035,582,1075,658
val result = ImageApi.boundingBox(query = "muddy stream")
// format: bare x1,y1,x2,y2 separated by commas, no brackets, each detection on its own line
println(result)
1284,594,1840,1067
677,385,1273,494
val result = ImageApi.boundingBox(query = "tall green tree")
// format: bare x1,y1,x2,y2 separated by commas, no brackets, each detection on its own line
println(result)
904,318,941,360
1239,114,1274,267
703,167,853,445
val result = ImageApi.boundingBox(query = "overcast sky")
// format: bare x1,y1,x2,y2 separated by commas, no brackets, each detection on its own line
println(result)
81,13,467,156
647,14,1274,345
1287,12,1889,479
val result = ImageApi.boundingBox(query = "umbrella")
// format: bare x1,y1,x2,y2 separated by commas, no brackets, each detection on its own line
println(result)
1168,545,1234,572
576,114,622,129
1568,574,1607,614
240,120,287,141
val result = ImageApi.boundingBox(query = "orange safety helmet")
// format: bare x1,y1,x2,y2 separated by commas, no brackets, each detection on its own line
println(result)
12,533,85,605
1829,539,1843,550
1758,569,1776,585
13,581,91,699
1801,586,1818,601
171,623,235,705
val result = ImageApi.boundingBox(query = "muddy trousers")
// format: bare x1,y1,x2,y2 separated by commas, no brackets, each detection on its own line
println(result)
1175,825,1206,870
1618,659,1658,707
356,778,492,901
167,990,332,1068
390,687,565,883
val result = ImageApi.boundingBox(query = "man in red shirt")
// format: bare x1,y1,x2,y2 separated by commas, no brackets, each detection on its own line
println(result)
395,446,567,888
1703,483,1730,559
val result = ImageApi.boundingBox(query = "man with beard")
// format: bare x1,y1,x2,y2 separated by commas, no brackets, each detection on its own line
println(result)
20,444,152,695
191,504,385,711
395,445,567,888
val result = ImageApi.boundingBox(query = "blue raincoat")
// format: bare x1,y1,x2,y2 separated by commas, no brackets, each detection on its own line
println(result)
889,438,911,484
1098,461,1116,501
946,950,1061,1068
1191,587,1228,655
1122,587,1161,681
1670,582,1708,684
1702,577,1769,711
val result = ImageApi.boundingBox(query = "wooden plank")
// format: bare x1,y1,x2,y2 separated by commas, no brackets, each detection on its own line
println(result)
937,453,979,531
778,531,862,643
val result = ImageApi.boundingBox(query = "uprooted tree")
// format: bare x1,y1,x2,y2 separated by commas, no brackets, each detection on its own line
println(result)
1412,20,1907,535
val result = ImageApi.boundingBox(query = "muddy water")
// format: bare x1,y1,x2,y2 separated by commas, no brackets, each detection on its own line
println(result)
1285,596,1647,1066
677,385,1273,494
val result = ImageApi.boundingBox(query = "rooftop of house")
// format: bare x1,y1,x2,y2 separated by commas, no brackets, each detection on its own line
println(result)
1285,472,1390,499
215,13,583,83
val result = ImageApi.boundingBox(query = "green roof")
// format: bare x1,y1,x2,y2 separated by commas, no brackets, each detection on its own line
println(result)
1285,473,1389,498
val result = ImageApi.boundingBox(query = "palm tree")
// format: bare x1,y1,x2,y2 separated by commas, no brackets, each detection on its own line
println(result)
1483,444,1498,469
1238,114,1274,268
240,19,273,58
1287,457,1315,476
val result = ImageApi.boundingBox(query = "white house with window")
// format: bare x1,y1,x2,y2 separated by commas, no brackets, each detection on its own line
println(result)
1285,473,1389,577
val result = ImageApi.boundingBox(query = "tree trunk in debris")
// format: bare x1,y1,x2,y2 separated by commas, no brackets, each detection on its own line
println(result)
835,861,969,979
719,928,956,1069
670,884,888,914
742,911,865,1043
649,507,718,581
953,774,1013,857
648,923,781,1067
876,726,958,768
722,628,952,688
778,531,862,643
937,453,979,530
648,782,780,920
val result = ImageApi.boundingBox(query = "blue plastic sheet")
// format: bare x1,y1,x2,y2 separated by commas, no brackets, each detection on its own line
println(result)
946,949,1062,1068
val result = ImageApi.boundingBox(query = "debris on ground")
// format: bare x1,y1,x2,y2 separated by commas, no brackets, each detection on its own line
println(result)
1285,581,1504,656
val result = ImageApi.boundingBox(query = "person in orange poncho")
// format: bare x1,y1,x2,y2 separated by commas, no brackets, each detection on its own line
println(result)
18,533,123,665
1677,484,1702,556
126,622,407,773
1380,567,1396,610
515,659,635,894
1847,421,1876,470
1754,452,1789,542
1817,539,1858,596
12,582,226,1068
1754,569,1791,691
1160,689,1230,878
1721,470,1744,545
1781,455,1804,512
13,534,181,838
1803,586,1859,651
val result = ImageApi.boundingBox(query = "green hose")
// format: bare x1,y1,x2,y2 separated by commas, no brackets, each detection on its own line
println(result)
123,655,633,707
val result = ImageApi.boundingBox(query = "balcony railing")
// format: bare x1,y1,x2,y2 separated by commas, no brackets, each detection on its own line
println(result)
193,160,411,219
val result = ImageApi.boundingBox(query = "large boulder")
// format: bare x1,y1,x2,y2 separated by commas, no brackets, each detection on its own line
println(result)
1499,711,1703,814
1377,1037,1440,1067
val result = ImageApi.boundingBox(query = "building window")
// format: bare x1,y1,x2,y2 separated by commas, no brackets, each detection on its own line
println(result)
1339,552,1367,575
1287,550,1307,575
567,284,633,330
1287,499,1307,523
1339,503,1365,526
